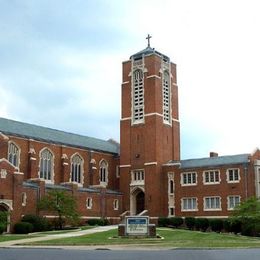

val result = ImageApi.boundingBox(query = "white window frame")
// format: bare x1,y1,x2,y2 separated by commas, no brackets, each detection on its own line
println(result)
162,70,171,125
70,153,84,186
204,196,222,211
113,199,119,210
226,168,240,183
131,169,145,185
7,141,20,169
181,197,198,212
227,195,241,210
169,207,175,216
39,148,54,183
169,179,174,194
132,69,144,124
181,172,197,186
203,170,220,185
22,192,27,207
86,197,92,209
99,159,108,186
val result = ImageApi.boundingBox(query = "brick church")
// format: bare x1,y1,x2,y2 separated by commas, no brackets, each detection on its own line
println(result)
1,38,260,232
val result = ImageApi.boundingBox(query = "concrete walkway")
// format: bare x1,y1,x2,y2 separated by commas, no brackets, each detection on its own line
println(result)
0,225,118,248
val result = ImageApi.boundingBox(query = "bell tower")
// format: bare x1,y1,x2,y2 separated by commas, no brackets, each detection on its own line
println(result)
119,36,180,217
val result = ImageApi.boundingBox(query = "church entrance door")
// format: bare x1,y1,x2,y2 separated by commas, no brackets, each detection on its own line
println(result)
136,191,145,215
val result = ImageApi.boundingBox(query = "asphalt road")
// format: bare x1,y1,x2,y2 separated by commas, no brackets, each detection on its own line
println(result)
1,248,260,260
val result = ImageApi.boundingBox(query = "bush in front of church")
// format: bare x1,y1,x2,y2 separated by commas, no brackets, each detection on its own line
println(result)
14,222,33,234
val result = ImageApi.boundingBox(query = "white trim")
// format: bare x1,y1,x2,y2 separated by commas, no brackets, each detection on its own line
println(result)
120,117,131,121
70,153,84,186
122,81,130,85
30,157,37,161
146,75,161,79
181,172,197,186
7,140,21,170
226,168,240,183
172,82,178,86
145,112,163,118
144,162,157,166
203,196,222,211
181,197,198,212
227,195,241,210
119,165,131,168
203,169,221,185
172,118,179,123
86,197,93,209
38,147,55,183
14,171,24,175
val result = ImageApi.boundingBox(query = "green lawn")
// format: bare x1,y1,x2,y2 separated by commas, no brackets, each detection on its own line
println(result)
29,228,260,248
0,235,36,242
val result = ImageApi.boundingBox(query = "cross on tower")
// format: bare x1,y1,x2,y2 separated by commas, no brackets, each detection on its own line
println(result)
146,34,152,48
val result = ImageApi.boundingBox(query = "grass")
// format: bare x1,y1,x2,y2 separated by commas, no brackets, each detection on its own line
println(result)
28,228,260,248
0,234,38,242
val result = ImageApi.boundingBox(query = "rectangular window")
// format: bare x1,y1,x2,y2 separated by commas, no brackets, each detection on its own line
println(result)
113,199,119,210
204,196,221,211
227,196,240,210
181,198,197,211
181,172,197,185
227,169,240,183
132,170,145,182
169,207,175,216
203,170,220,184
86,198,92,209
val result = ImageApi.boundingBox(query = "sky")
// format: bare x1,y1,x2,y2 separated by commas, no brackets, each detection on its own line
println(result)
0,0,260,159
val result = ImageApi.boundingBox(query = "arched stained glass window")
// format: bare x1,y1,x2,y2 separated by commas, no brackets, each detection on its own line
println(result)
39,148,53,181
8,142,20,168
99,160,108,185
71,154,83,184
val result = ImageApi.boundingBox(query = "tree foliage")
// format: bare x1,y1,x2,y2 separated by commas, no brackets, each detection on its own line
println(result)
38,190,80,229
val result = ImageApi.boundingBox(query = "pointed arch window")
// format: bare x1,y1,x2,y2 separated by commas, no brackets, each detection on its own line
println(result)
71,154,83,184
99,160,108,185
8,142,20,168
132,69,144,124
163,71,171,124
39,148,53,181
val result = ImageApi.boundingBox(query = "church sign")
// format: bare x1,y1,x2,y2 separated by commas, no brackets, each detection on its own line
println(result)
126,216,149,236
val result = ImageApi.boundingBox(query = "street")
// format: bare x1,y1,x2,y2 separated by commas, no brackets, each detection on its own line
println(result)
1,248,260,260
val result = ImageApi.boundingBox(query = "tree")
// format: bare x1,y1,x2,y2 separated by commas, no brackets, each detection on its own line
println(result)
38,190,80,230
231,197,260,236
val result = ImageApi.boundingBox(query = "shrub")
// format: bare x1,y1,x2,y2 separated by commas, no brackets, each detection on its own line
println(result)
241,217,260,237
14,222,33,234
223,219,232,232
169,217,183,228
87,218,109,226
22,214,50,232
229,218,242,234
195,218,209,232
0,223,6,234
185,217,196,230
158,217,170,227
209,219,223,232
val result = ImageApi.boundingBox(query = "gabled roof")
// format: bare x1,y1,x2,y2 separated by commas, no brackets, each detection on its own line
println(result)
165,154,250,169
0,117,119,155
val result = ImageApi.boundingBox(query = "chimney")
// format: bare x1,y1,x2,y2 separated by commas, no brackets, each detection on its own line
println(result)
210,152,218,158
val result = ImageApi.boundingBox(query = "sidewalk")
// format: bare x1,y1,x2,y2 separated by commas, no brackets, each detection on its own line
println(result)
0,225,118,248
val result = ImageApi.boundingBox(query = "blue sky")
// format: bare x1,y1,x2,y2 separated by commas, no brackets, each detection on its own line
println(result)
0,0,260,159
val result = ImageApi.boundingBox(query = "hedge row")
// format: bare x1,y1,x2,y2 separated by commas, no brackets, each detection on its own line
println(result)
158,217,260,236
87,218,109,226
